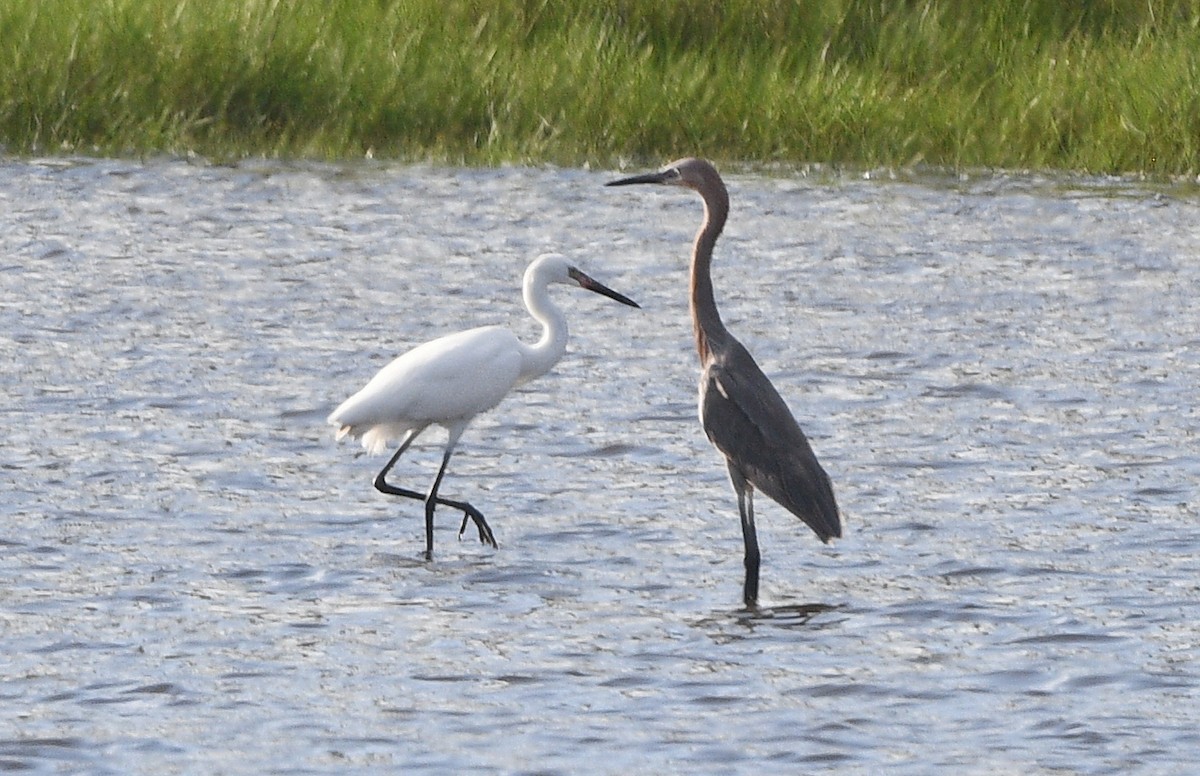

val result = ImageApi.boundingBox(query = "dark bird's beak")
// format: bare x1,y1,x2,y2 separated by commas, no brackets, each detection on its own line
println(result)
605,169,674,187
569,268,640,308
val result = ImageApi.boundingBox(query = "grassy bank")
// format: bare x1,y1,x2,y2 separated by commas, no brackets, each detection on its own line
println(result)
2,0,1200,173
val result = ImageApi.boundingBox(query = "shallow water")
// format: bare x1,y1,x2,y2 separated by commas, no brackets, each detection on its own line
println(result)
2,157,1198,774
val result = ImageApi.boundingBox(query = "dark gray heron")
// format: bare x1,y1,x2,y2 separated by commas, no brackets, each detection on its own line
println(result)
607,158,841,606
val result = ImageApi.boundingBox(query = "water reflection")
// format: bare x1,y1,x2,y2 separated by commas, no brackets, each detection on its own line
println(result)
696,602,843,644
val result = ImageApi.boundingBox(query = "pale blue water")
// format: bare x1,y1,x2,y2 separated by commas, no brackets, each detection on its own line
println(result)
1,157,1198,773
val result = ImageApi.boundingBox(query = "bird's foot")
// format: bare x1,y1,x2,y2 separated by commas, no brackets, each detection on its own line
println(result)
458,506,497,549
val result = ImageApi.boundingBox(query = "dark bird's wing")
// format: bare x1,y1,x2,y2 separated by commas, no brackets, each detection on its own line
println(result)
699,340,841,542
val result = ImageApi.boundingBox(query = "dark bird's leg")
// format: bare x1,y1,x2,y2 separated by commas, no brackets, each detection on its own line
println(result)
728,463,760,607
374,433,496,556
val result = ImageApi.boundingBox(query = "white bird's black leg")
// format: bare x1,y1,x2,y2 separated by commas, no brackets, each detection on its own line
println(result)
421,451,452,560
373,434,497,555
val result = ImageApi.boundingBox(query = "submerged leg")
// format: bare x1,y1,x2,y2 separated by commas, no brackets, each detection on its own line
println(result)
728,463,760,608
373,431,495,555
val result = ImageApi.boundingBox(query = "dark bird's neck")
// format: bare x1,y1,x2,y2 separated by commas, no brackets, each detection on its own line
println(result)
690,177,732,364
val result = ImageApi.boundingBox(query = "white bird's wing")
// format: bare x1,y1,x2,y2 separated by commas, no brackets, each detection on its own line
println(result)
329,325,525,450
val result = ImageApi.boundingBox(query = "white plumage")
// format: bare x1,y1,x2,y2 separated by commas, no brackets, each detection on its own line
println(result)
329,253,639,559
332,325,525,455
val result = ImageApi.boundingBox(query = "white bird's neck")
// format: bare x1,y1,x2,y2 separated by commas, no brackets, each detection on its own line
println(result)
517,272,569,384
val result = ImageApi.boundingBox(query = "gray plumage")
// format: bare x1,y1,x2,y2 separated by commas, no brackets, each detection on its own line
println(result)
608,158,841,606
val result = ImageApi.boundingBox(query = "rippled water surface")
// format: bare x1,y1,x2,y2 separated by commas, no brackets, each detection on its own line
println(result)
2,158,1198,773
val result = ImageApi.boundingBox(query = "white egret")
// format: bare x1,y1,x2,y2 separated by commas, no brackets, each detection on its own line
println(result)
329,253,639,559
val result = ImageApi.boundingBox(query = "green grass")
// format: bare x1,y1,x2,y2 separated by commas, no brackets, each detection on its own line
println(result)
3,0,1200,173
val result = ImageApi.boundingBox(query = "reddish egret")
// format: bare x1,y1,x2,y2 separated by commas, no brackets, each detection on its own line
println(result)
329,253,639,560
607,158,841,606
